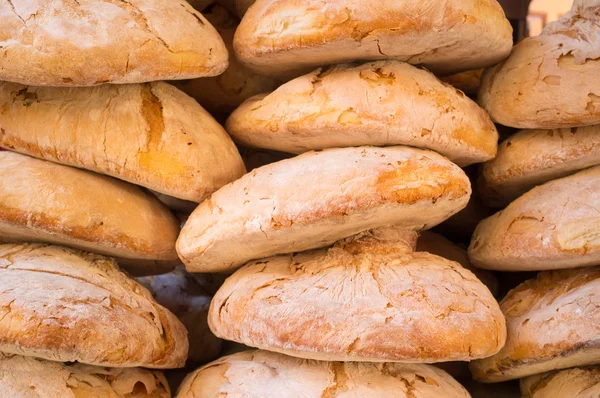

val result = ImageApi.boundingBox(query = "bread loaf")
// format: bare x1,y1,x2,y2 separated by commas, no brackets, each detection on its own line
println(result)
0,81,246,202
480,125,600,207
470,267,600,382
137,267,222,365
469,165,600,271
174,5,281,117
521,366,600,398
209,227,505,362
0,244,188,368
176,350,471,398
0,0,228,86
234,0,512,78
226,61,498,166
440,69,484,96
0,353,170,398
479,0,600,128
417,231,498,297
178,146,471,273
0,151,179,275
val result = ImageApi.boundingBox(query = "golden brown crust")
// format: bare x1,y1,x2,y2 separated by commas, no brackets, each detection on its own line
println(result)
0,244,188,369
521,366,600,398
417,231,498,297
226,62,498,166
0,151,180,275
470,268,600,382
0,0,228,86
469,165,600,271
178,146,471,273
480,125,600,207
137,267,222,365
177,350,471,398
174,5,281,116
479,1,600,128
0,81,245,202
208,227,505,363
0,353,171,398
234,0,512,78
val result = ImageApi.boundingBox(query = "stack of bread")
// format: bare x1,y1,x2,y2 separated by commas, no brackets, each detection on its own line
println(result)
467,0,600,396
0,0,245,396
171,0,516,397
3,0,598,397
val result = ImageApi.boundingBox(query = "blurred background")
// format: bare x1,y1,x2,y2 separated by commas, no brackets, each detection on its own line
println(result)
501,0,572,39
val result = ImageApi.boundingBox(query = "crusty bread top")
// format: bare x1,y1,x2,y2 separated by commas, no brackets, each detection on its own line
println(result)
479,0,600,129
174,4,281,116
208,227,505,363
417,231,498,297
226,61,498,166
0,0,228,86
0,244,188,369
178,146,471,273
177,350,471,398
480,125,600,207
0,81,246,202
470,268,600,382
137,266,221,365
0,353,170,398
234,0,512,78
0,151,180,273
469,165,600,271
521,366,600,398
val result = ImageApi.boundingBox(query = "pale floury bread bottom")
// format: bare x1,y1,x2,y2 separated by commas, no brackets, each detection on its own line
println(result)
176,350,471,398
521,366,600,398
0,353,170,398
0,244,188,369
208,227,505,363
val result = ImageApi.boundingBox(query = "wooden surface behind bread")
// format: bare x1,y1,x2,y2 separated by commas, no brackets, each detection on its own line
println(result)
0,81,246,202
0,244,188,368
0,0,228,86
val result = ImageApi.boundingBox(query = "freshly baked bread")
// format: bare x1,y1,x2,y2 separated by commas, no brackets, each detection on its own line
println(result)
440,69,484,96
176,350,471,398
234,0,512,78
178,146,471,273
417,231,498,297
435,187,491,242
0,244,188,368
480,125,600,207
137,266,222,365
226,61,498,166
469,165,600,271
174,5,281,117
0,151,180,275
0,0,228,86
0,81,245,202
208,227,505,362
470,268,600,382
0,353,170,398
521,366,600,398
479,0,600,128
